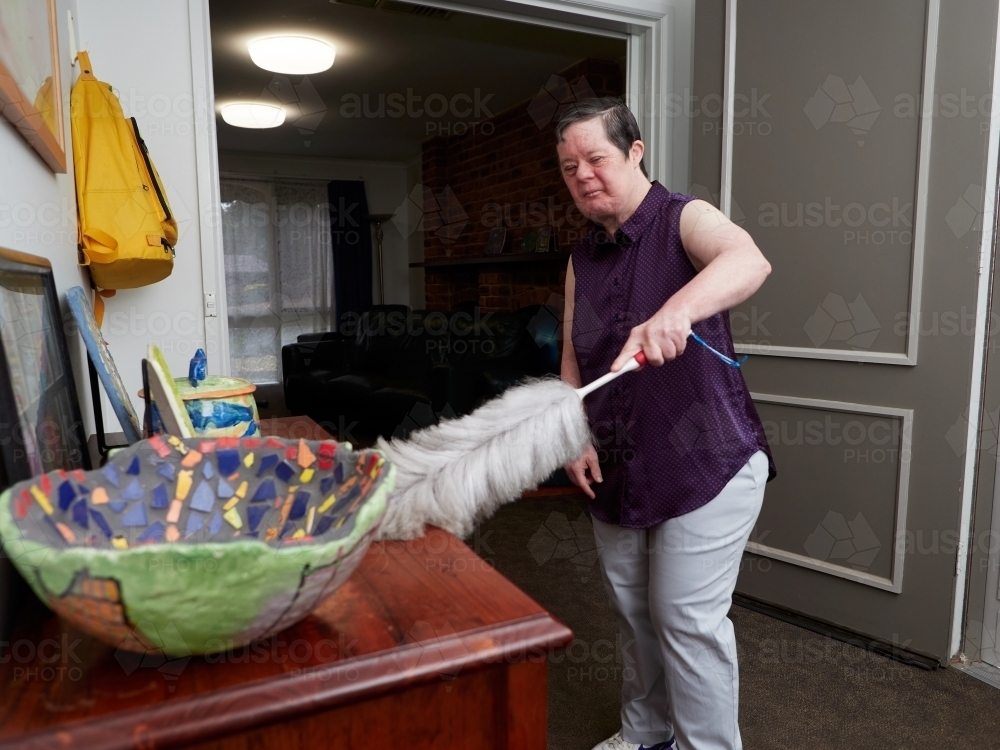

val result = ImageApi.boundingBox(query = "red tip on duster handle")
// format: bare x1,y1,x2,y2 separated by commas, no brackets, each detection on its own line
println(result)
634,350,647,366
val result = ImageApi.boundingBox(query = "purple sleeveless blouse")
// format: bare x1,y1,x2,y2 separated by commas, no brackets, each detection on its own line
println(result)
570,182,775,528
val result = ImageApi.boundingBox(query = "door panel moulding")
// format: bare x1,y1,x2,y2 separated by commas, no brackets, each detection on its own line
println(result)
723,0,940,366
745,393,913,594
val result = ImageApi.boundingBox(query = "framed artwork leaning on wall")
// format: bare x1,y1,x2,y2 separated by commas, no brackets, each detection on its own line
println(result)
0,248,88,485
0,248,89,644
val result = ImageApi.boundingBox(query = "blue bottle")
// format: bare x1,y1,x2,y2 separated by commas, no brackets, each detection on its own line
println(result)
188,348,207,387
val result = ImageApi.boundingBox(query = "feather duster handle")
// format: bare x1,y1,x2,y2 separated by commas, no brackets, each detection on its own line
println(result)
376,377,591,540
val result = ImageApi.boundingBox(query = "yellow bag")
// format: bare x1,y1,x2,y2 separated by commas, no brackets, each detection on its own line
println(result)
71,51,176,324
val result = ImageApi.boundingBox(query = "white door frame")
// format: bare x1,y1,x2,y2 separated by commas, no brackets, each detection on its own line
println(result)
186,0,693,376
188,0,229,376
965,5,1000,666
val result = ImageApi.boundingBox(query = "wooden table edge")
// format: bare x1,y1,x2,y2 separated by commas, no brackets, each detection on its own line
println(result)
0,612,573,750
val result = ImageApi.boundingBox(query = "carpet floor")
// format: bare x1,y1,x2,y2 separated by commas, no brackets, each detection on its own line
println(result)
473,494,1000,750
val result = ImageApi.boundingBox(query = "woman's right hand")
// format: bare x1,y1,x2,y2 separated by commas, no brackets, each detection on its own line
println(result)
565,443,602,499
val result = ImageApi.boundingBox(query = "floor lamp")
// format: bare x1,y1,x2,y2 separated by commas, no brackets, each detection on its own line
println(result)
367,214,394,304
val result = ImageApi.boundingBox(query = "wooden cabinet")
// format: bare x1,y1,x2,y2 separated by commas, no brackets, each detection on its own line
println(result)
0,417,572,749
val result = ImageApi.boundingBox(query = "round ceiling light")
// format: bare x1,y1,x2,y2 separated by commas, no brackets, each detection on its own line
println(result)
248,36,335,75
221,103,285,129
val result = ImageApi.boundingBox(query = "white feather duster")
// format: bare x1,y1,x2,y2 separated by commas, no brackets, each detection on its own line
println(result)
376,377,592,540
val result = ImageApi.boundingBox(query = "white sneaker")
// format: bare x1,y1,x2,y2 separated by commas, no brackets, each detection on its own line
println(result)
590,731,675,750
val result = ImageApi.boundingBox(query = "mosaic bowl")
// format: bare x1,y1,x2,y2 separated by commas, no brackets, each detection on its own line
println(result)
0,435,394,656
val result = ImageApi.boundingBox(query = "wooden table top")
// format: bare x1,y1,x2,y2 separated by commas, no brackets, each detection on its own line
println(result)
0,416,573,749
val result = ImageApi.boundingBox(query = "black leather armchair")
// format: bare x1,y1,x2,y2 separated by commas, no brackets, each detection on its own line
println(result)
282,304,562,440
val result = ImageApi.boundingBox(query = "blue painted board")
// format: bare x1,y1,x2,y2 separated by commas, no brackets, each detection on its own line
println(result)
66,287,142,443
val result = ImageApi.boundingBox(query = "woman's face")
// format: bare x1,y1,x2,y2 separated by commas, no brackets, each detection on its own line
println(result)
557,117,644,226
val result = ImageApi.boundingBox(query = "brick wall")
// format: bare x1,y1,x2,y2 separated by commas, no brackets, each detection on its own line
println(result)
421,58,624,313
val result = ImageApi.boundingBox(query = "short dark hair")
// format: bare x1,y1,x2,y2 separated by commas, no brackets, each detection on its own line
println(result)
554,97,647,177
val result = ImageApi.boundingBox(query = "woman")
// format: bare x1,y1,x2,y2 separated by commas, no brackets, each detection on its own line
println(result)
557,98,775,750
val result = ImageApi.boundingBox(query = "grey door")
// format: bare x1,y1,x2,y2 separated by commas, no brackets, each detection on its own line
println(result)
693,0,1000,661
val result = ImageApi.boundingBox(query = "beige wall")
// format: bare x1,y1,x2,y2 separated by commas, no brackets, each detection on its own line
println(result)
0,0,92,431
72,0,211,429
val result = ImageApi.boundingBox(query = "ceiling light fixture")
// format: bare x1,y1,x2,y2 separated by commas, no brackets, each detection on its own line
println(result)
248,36,336,75
221,103,286,129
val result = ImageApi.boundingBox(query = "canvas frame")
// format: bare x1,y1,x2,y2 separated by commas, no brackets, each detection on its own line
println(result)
0,0,67,172
0,248,88,490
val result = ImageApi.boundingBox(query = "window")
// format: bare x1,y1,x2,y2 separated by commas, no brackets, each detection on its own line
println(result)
220,178,334,384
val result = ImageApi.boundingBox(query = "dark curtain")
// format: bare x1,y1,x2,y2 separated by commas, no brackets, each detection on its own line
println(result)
328,180,373,324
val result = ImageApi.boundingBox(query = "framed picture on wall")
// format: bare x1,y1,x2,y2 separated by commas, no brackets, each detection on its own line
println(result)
0,0,66,172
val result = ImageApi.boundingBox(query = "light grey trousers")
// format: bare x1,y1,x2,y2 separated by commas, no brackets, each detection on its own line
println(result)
592,450,769,750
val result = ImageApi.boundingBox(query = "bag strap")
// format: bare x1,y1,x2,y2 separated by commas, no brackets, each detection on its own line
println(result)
76,52,116,330
80,227,119,264
76,50,96,81
92,287,116,328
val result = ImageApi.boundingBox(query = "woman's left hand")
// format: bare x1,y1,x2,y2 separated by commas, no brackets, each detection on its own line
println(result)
610,308,691,371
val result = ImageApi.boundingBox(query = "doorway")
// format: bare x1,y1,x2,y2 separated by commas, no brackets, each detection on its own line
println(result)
200,0,656,441
191,0,690,384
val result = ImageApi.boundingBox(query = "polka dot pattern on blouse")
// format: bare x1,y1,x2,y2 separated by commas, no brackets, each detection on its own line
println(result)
570,182,775,529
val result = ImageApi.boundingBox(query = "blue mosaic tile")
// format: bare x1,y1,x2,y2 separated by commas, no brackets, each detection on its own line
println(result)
157,462,176,481
247,505,268,533
202,460,215,480
251,478,276,503
121,478,144,501
314,515,334,536
320,477,336,496
58,481,76,512
217,449,241,476
216,477,234,499
278,521,295,539
257,454,280,477
289,491,309,521
126,456,141,476
71,499,89,529
121,502,148,527
209,511,222,535
152,483,169,509
334,463,344,483
102,463,120,488
89,509,112,538
274,462,295,484
109,500,127,513
185,512,203,536
190,480,215,513
138,521,165,543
